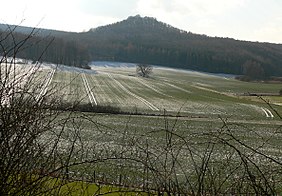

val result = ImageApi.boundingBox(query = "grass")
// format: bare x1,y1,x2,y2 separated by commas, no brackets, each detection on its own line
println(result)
17,63,282,194
47,65,282,120
58,181,150,196
47,64,282,122
22,64,282,157
53,110,282,188
32,176,152,195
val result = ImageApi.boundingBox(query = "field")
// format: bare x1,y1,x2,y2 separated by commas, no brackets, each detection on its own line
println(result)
6,61,282,193
47,62,282,119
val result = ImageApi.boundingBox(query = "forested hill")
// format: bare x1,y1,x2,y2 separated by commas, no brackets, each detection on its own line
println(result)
1,15,282,78
84,15,282,78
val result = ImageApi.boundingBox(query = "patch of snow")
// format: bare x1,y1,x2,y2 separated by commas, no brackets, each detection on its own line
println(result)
89,61,136,68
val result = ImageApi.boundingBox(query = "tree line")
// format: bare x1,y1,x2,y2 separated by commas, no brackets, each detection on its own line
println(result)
0,27,90,68
2,15,282,79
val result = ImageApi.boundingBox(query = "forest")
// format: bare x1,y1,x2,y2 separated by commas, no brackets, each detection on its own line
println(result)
1,15,282,78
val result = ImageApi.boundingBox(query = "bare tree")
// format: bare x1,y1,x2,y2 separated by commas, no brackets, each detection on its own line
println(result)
0,24,68,195
136,64,153,77
129,109,282,195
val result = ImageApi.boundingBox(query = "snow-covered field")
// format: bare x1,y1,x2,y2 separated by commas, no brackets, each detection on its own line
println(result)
63,62,281,119
3,60,282,189
3,60,282,119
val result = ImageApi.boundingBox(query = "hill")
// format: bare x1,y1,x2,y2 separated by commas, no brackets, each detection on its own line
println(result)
1,15,282,78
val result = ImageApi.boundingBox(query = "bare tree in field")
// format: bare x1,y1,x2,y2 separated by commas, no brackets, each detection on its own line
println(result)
136,64,153,77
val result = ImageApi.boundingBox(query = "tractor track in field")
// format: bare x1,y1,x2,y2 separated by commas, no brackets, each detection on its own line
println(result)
241,104,275,119
190,84,276,119
107,73,159,111
36,68,56,101
261,107,274,118
163,81,191,94
97,73,129,105
135,77,172,97
82,73,97,106
100,75,125,104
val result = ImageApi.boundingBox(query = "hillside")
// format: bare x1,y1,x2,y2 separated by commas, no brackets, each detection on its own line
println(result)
84,15,282,78
1,15,282,77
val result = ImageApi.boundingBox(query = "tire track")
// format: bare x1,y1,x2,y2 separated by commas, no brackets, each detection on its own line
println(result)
82,73,97,106
261,107,274,118
107,73,159,111
163,81,191,94
99,73,128,105
35,68,56,101
135,77,172,97
240,104,275,119
89,75,115,104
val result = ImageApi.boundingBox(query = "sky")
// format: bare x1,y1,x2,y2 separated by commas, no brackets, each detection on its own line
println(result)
0,0,282,44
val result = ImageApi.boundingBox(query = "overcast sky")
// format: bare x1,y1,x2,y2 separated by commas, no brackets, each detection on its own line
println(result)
0,0,281,43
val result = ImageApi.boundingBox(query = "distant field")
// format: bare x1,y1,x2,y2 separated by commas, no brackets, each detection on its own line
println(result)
46,62,282,120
